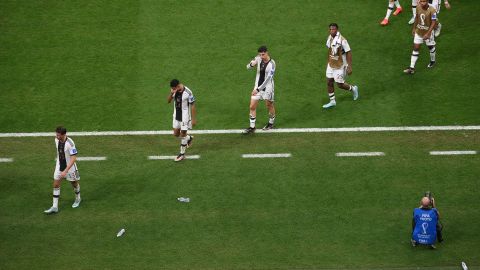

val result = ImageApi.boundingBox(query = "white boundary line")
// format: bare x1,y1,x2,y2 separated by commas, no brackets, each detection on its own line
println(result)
76,157,107,161
0,158,14,162
148,155,200,160
0,125,479,137
336,152,385,157
430,151,477,156
242,153,291,158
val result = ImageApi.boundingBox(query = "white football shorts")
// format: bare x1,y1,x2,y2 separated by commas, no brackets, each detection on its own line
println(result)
53,167,80,181
251,85,274,102
414,32,436,46
326,64,347,83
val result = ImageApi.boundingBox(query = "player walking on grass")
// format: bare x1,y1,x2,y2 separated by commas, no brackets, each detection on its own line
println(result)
409,0,450,35
44,126,81,214
243,45,276,134
167,79,196,162
381,0,403,26
323,23,359,109
404,0,437,74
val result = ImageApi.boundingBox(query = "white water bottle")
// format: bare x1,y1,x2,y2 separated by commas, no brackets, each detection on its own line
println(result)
116,228,125,237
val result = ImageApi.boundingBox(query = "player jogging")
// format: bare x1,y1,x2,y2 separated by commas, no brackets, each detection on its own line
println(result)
404,0,437,74
323,23,359,109
243,45,276,134
381,0,403,26
167,79,196,162
44,126,81,214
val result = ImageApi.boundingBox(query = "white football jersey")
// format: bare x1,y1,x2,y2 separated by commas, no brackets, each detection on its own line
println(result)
55,137,78,171
172,86,195,123
247,56,276,91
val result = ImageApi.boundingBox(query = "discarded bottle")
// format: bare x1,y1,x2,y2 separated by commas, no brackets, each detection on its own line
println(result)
177,197,190,203
116,228,126,237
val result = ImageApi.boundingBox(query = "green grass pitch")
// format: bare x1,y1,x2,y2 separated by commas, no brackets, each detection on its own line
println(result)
1,0,480,269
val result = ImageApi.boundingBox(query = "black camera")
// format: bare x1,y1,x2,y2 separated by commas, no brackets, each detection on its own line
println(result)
424,191,435,208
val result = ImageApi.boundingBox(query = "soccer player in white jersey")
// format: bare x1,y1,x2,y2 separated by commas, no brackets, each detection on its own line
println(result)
381,0,403,26
167,79,196,162
323,23,359,109
243,45,276,134
44,126,81,214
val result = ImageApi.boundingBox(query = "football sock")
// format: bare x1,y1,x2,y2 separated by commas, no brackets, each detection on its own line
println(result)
410,50,419,68
394,0,401,8
429,46,436,62
74,184,80,200
412,2,416,17
328,92,335,102
249,115,256,128
348,85,353,91
53,187,60,208
268,115,275,125
385,3,394,19
180,137,188,154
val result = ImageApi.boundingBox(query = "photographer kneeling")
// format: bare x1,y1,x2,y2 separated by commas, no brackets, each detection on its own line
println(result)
411,193,443,249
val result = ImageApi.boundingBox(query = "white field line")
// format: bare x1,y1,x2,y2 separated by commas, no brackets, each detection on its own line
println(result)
242,153,291,158
336,152,385,157
148,155,200,160
0,158,14,162
1,125,479,137
76,156,107,161
430,150,477,156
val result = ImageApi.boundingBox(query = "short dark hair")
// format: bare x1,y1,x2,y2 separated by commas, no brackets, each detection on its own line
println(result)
170,79,180,88
258,45,268,53
56,126,67,134
329,23,339,29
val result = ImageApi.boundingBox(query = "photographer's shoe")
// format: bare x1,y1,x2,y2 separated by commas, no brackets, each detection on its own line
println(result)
429,244,436,249
410,239,417,247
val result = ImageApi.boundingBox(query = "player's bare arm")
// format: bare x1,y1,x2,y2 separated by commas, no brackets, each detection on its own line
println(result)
167,88,177,103
424,19,436,39
190,103,197,126
444,0,451,9
346,51,353,75
60,155,77,178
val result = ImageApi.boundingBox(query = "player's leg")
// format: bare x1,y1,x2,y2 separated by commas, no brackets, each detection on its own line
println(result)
263,100,275,130
393,0,403,15
323,78,337,109
243,90,260,134
336,67,359,100
381,0,395,25
409,0,417,24
404,41,421,74
175,130,189,162
70,180,81,208
44,177,61,214
426,35,436,68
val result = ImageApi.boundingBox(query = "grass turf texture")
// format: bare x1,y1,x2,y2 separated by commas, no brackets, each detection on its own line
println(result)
1,0,479,132
0,132,479,269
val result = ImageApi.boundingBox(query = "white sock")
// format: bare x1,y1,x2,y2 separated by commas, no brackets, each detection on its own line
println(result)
180,137,187,154
249,115,256,128
385,3,394,19
74,184,81,200
412,1,417,16
429,47,436,62
328,93,336,103
410,50,419,68
53,187,60,208
394,0,401,8
268,115,275,125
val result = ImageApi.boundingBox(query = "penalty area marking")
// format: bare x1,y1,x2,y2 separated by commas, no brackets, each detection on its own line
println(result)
148,155,200,160
1,125,480,137
242,153,292,158
336,152,385,157
429,150,477,156
0,158,14,162
76,157,107,161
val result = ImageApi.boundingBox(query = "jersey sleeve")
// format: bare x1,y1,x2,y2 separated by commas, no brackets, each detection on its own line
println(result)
342,39,351,53
246,56,260,70
66,140,78,155
188,92,195,104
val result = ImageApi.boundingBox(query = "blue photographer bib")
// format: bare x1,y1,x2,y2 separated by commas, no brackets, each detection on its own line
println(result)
412,208,438,245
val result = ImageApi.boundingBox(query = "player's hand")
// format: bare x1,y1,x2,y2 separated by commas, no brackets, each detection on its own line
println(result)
346,66,352,75
250,59,257,67
60,170,67,178
423,33,430,40
445,2,451,9
251,88,259,96
170,87,177,95
191,119,197,126
412,30,416,37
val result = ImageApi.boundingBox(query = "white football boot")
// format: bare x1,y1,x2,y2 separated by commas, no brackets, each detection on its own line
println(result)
322,100,336,109
44,206,58,214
